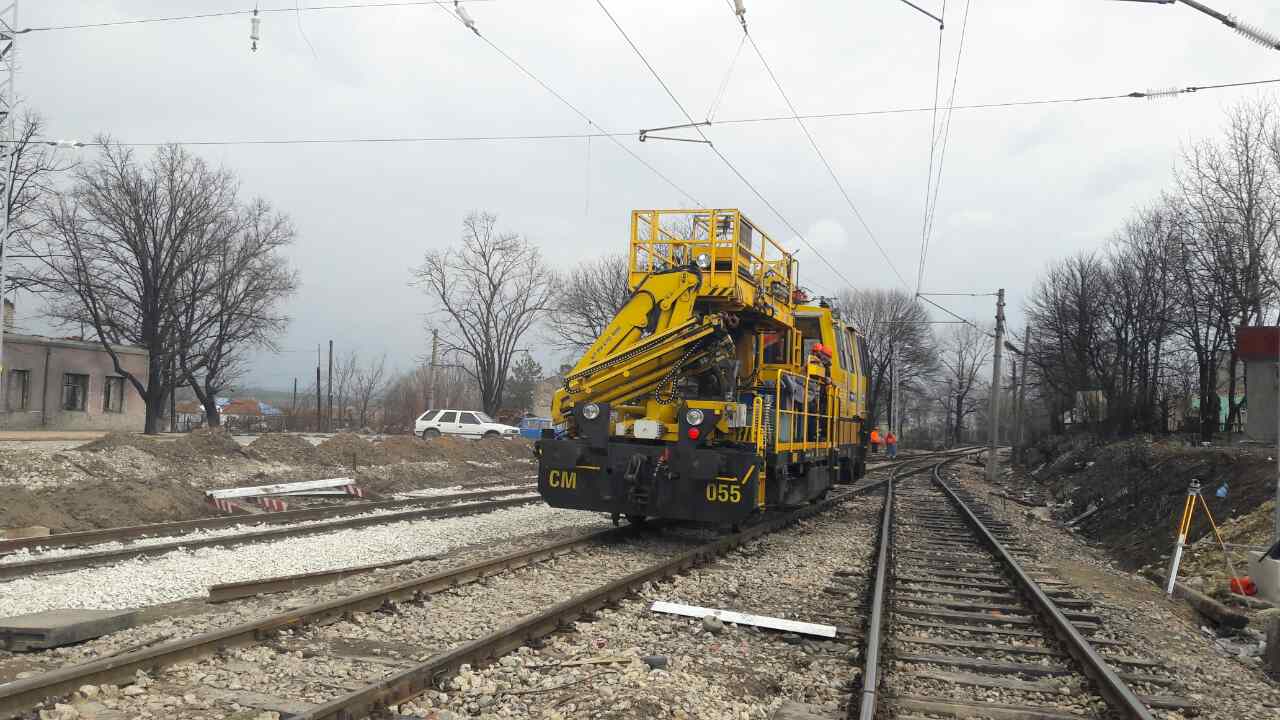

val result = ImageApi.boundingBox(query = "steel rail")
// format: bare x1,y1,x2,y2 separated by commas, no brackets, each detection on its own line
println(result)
0,485,536,554
292,454,948,720
930,466,1156,720
292,485,885,720
0,523,636,717
854,451,985,718
0,496,541,580
856,454,900,717
0,448,960,717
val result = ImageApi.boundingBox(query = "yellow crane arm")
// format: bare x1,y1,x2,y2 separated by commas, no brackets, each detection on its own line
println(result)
553,267,711,423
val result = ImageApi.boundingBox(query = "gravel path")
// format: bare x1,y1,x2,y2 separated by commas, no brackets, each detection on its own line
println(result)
0,503,605,615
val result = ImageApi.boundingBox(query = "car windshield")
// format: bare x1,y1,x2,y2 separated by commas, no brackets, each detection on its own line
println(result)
475,412,495,423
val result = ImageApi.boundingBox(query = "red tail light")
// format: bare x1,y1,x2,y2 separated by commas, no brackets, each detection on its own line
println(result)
688,427,701,440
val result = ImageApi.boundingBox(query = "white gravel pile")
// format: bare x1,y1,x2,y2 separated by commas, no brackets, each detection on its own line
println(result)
395,483,526,498
0,504,607,615
0,446,164,489
0,495,539,566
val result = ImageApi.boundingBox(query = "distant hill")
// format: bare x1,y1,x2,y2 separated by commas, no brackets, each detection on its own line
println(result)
231,387,300,408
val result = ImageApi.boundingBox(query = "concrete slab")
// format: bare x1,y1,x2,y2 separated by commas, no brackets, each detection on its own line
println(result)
0,608,139,651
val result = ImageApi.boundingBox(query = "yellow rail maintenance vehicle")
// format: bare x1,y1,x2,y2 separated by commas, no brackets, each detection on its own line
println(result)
536,209,872,526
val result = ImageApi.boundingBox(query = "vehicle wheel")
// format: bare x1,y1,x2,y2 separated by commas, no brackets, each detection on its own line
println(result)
422,428,440,439
483,430,500,439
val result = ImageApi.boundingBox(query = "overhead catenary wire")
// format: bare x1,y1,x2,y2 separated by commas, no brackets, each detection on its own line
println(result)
705,33,747,123
917,0,972,297
741,27,912,292
17,1,497,33
593,0,859,299
45,131,633,148
433,2,700,205
708,77,1280,126
42,76,1280,149
917,294,991,337
294,1,320,58
917,0,948,296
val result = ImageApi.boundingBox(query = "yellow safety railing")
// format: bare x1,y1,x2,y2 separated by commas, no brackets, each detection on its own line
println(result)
771,369,834,452
628,209,796,303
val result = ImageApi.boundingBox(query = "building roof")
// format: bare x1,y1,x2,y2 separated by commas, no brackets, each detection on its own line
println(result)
221,398,284,417
2,333,148,357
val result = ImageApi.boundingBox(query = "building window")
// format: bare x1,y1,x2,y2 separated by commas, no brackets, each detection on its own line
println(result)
7,370,29,410
103,376,125,413
62,373,89,411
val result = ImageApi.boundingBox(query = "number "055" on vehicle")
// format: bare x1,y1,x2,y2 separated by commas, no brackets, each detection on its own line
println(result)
705,482,741,503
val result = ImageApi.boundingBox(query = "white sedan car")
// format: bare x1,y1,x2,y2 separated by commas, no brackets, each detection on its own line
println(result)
414,409,521,439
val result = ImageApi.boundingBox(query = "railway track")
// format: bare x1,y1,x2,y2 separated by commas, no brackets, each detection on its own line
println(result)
3,452,948,719
854,459,1194,719
0,490,541,580
0,485,536,555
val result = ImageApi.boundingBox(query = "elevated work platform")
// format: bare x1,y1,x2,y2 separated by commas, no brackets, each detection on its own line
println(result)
629,209,797,325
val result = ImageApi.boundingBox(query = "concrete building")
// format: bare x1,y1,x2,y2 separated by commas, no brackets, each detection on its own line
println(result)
1,334,149,431
1238,326,1278,444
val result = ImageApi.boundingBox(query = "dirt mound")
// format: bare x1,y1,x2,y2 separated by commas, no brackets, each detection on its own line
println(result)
77,431,164,456
419,434,533,462
316,433,391,467
77,427,245,463
1030,436,1276,570
376,435,440,463
173,427,245,458
246,434,322,465
0,476,211,532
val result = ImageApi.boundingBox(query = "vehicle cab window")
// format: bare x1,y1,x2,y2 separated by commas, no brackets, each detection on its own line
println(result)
419,410,440,422
459,413,480,424
437,411,457,424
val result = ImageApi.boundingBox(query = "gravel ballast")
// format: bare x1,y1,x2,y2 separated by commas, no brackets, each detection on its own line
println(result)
950,459,1280,720
0,504,608,614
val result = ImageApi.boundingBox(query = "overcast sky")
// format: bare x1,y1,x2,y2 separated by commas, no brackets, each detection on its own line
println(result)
18,0,1280,391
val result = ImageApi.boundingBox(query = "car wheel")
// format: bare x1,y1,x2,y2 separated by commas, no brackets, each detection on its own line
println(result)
423,428,441,439
483,430,500,439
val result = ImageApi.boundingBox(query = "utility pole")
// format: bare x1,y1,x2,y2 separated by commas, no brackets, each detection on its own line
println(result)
890,345,899,437
315,345,322,433
1009,357,1017,450
427,328,439,411
0,2,19,417
326,340,333,432
1016,326,1030,456
986,288,1006,485
168,358,177,432
292,378,298,413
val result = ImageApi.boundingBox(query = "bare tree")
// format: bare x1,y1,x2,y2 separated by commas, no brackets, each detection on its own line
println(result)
331,349,359,428
934,323,992,445
351,353,388,429
173,200,298,426
22,142,241,433
411,212,554,414
836,288,936,430
4,112,77,260
1177,100,1280,431
545,253,631,352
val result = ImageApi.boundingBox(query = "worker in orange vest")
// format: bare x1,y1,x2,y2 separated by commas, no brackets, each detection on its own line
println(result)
869,428,881,454
885,431,898,459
